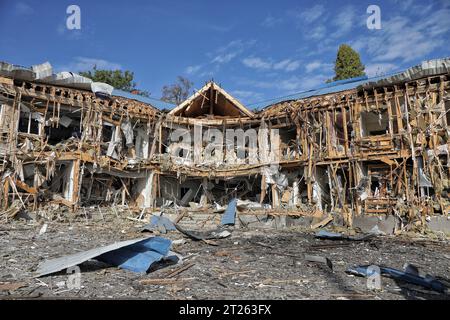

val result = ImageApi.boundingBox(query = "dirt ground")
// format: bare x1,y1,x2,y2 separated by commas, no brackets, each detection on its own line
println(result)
1,215,449,300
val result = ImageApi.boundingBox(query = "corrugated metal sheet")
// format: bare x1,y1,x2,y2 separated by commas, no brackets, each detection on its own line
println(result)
35,236,175,276
0,60,173,110
255,74,390,111
220,198,237,226
97,237,173,273
362,57,450,88
256,57,450,111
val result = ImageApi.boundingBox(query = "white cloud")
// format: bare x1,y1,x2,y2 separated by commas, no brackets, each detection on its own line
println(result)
276,75,327,92
261,15,282,28
59,57,122,72
212,52,238,64
232,90,264,102
331,6,356,38
209,39,255,64
392,0,415,12
273,59,300,72
352,6,450,63
298,4,325,24
305,61,333,73
184,39,256,79
240,73,329,94
306,25,327,40
185,65,202,75
365,63,398,77
242,57,300,72
198,70,215,78
242,57,273,70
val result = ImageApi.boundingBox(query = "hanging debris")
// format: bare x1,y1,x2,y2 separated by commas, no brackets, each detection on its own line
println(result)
0,57,449,234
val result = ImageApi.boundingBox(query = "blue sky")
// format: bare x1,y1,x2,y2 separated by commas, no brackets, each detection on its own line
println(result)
1,0,449,108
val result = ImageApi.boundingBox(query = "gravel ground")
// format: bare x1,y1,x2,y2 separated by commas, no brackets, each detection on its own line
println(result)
0,216,449,300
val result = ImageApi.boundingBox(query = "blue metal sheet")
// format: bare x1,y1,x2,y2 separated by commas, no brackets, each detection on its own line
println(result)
254,73,397,110
221,198,237,226
142,215,176,233
151,215,176,231
315,230,345,239
97,237,173,273
315,230,377,241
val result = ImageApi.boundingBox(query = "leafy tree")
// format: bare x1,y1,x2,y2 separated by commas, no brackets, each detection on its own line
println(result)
161,76,193,105
79,66,150,97
330,44,366,81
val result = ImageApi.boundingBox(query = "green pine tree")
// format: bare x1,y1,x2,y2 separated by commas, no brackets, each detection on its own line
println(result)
79,66,150,97
330,44,366,82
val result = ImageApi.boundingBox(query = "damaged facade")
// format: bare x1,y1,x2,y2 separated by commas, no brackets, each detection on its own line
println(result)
1,58,450,231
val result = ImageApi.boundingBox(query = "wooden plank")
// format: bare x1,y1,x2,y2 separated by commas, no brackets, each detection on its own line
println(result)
0,77,13,85
311,215,333,229
14,179,37,194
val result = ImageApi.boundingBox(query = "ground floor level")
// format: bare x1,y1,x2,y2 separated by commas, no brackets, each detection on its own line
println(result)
0,215,449,300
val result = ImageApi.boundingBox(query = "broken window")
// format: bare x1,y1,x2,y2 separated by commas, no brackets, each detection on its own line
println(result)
360,110,389,136
329,110,350,156
18,108,40,135
135,126,150,159
306,166,330,211
279,126,298,160
45,109,81,145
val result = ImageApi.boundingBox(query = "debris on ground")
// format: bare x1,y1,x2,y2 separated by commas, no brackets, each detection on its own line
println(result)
304,255,333,271
346,264,449,294
174,224,232,241
1,219,449,299
220,198,237,226
311,216,333,230
315,230,378,241
35,236,178,276
142,216,176,234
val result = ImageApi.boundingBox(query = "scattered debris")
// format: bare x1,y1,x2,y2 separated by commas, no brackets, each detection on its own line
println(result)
142,215,176,234
174,224,231,241
220,198,237,226
0,282,27,291
172,239,186,245
304,254,333,271
139,277,195,285
163,262,195,278
308,243,352,250
311,215,333,230
1,219,449,299
368,225,386,236
315,230,377,241
0,57,449,234
38,223,48,236
346,264,448,293
35,236,178,276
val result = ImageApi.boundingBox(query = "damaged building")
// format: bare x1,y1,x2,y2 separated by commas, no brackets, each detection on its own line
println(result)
1,58,450,233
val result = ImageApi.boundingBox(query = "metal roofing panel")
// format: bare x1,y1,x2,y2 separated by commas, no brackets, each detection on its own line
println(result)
256,57,450,110
255,74,390,110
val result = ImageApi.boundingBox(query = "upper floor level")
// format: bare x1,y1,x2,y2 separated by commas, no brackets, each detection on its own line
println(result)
0,58,449,175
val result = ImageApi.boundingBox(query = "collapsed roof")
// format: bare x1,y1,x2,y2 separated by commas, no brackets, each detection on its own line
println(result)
3,57,450,118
